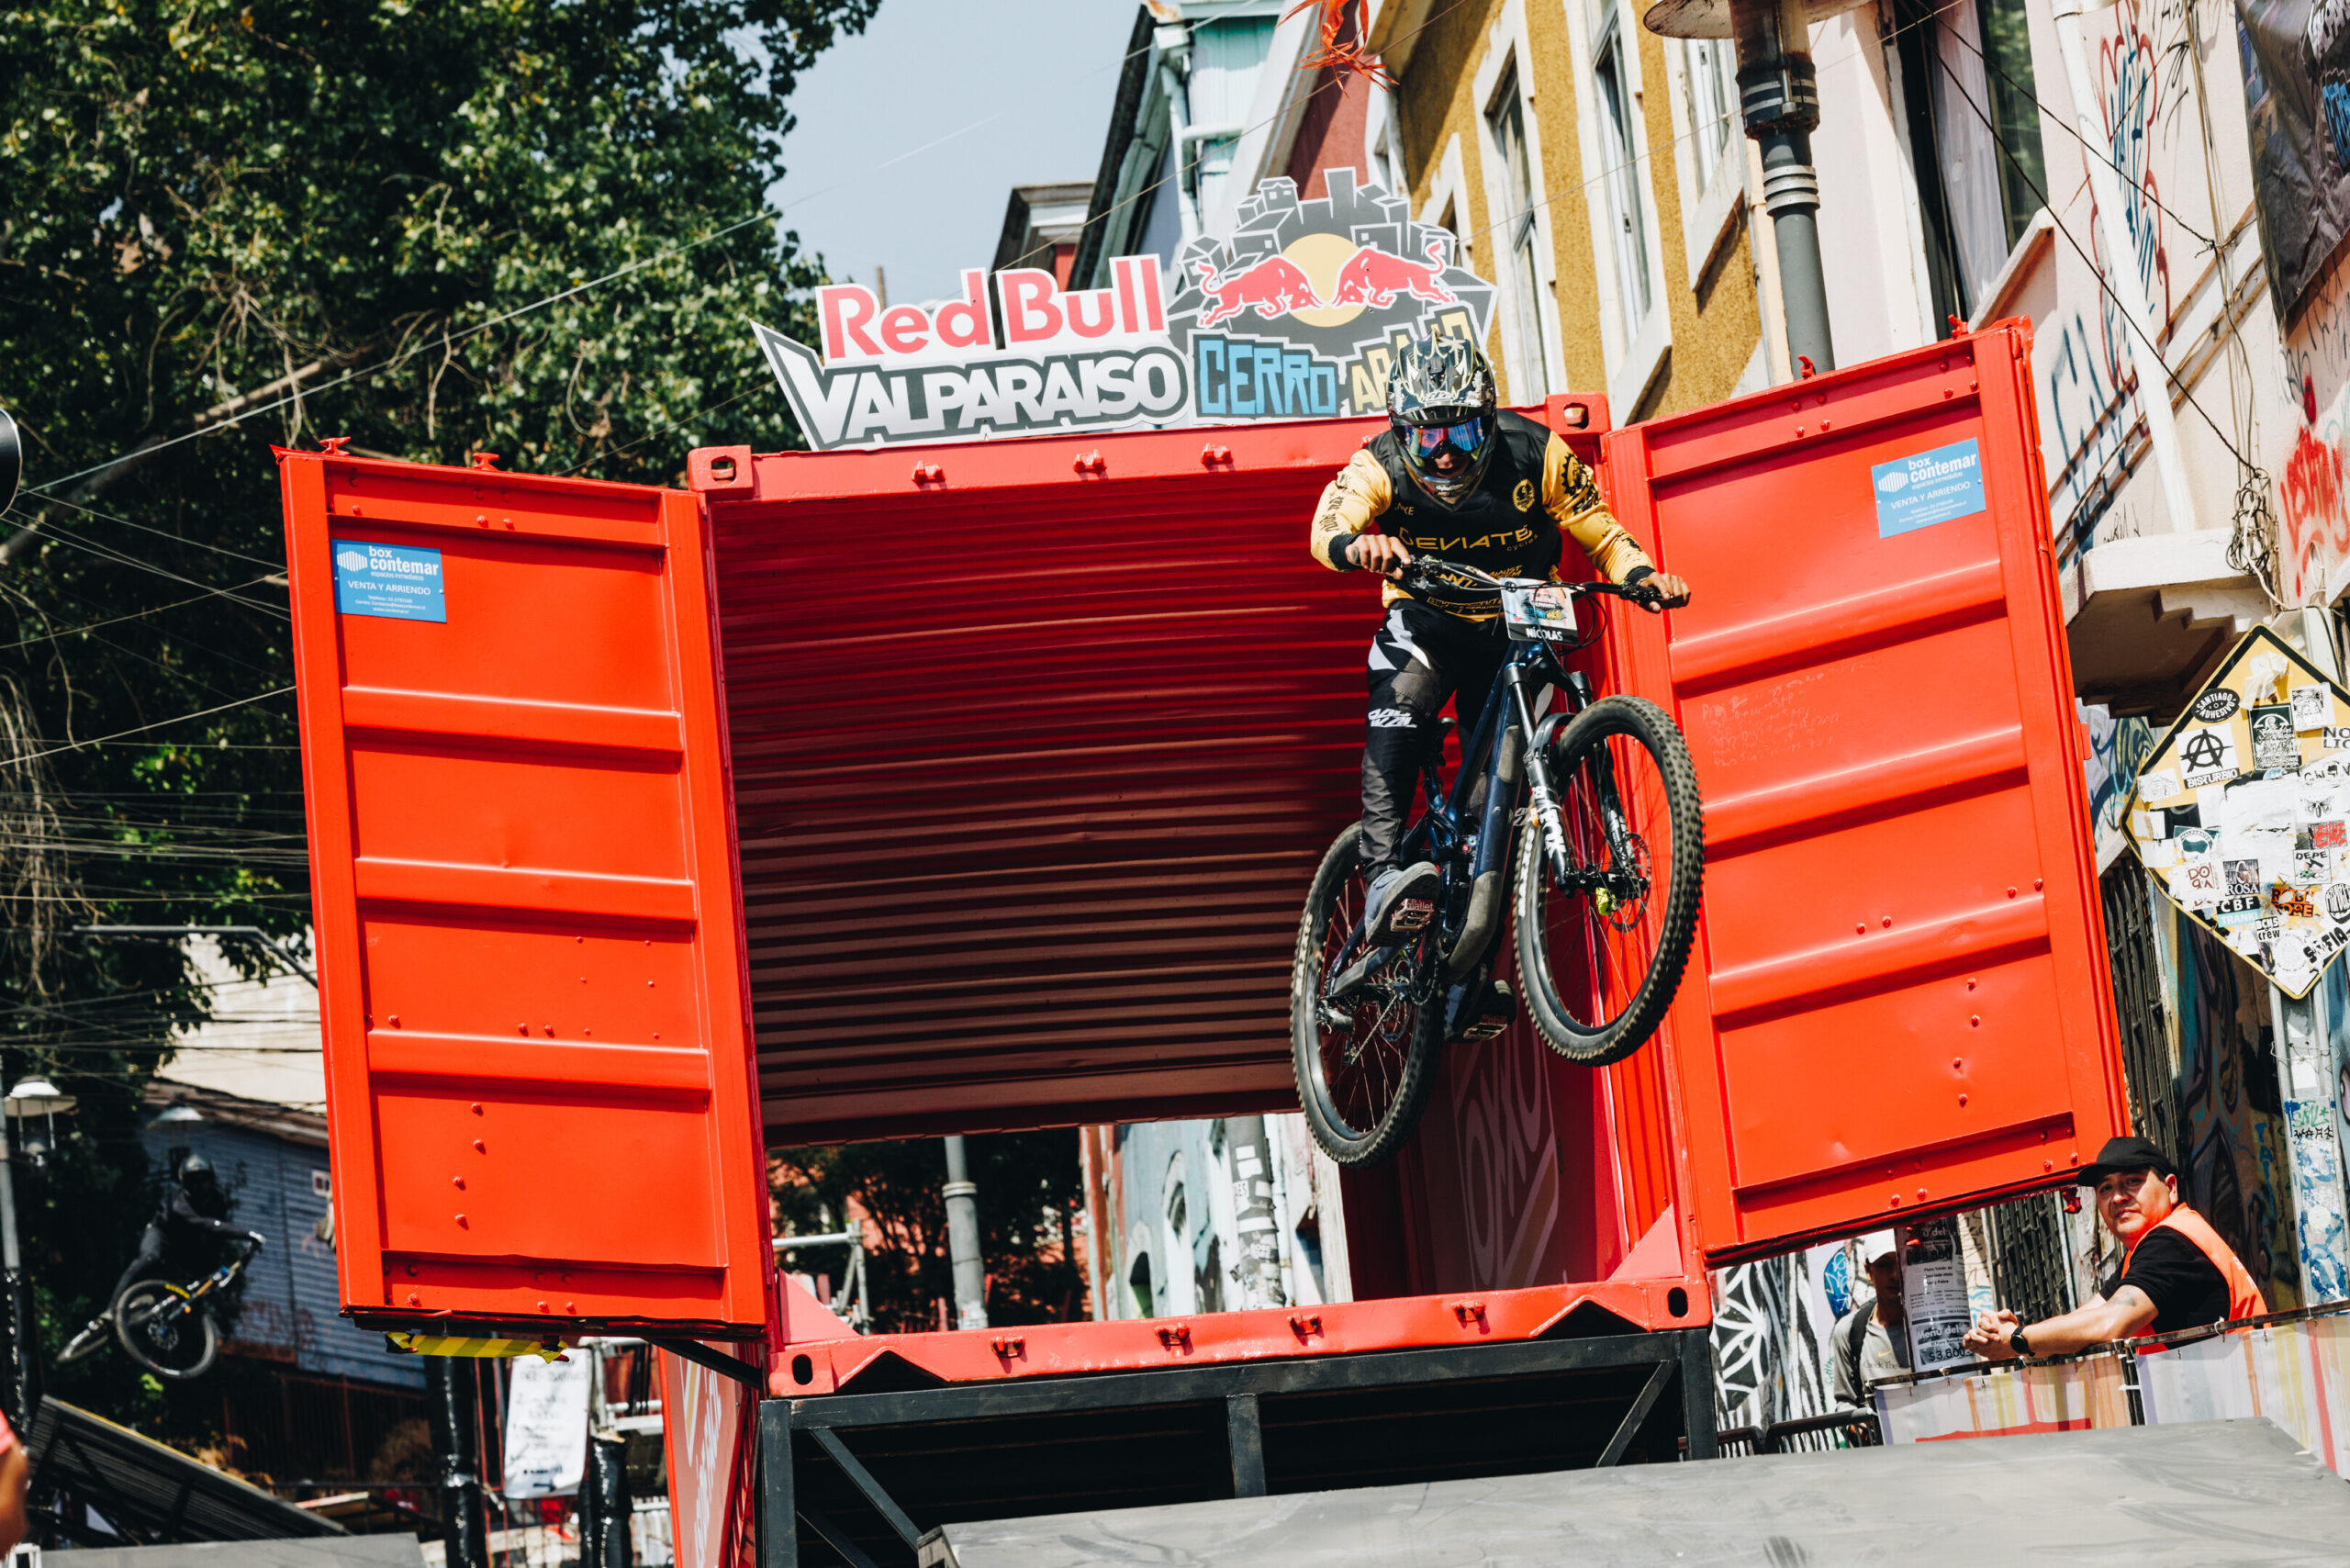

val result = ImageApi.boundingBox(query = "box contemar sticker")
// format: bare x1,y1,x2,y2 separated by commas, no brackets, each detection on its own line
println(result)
332,540,445,622
1873,438,1986,537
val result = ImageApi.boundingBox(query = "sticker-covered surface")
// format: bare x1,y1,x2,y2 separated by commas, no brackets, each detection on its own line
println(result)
332,539,446,622
2125,626,2350,998
1871,438,1986,537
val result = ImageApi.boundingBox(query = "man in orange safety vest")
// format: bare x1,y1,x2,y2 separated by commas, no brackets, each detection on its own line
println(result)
1963,1136,2264,1363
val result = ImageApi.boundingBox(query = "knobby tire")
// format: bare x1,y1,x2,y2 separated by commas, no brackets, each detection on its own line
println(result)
1515,695,1705,1065
1290,825,1444,1168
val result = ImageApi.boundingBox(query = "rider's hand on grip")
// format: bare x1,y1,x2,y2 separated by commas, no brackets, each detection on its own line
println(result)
1347,532,1414,579
1629,572,1691,611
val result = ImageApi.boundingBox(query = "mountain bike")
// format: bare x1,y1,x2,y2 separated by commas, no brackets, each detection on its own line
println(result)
56,1238,261,1380
1290,560,1705,1167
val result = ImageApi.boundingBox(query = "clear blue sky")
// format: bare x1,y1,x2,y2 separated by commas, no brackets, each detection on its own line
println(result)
772,2,1142,306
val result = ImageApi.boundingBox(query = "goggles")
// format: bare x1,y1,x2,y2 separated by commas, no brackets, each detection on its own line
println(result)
1409,418,1491,462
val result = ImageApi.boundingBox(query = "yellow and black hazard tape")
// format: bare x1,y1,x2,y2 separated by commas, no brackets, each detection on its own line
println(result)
385,1332,569,1361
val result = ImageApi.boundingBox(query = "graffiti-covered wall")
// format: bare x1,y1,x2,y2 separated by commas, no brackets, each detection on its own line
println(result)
1095,1113,1347,1319
2165,900,2308,1306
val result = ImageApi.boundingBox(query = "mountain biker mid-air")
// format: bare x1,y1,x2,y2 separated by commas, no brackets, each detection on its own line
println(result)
1309,337,1692,946
77,1153,263,1338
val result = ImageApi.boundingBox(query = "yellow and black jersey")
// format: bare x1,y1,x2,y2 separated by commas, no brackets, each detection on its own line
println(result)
1308,409,1654,619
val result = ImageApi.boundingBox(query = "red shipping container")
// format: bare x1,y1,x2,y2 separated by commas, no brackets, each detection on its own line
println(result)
276,322,2122,1366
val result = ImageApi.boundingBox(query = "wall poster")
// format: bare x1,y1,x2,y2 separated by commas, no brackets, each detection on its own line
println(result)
2238,0,2350,318
2122,626,2350,997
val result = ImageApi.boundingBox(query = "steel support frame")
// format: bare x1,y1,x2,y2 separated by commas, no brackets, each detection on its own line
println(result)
757,1328,1717,1567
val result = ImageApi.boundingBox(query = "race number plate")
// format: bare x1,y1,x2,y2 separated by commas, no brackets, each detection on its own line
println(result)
1501,585,1575,643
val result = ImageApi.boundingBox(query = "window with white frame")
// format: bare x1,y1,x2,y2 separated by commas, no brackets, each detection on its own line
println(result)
1487,69,1549,401
1669,34,1746,288
1592,4,1654,348
1684,39,1737,191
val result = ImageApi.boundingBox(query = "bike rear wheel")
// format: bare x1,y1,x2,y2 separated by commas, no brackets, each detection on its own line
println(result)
1515,695,1704,1065
1290,825,1445,1167
115,1281,218,1381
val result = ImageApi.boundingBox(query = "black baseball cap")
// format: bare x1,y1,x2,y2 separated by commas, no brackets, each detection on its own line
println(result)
2077,1136,2177,1186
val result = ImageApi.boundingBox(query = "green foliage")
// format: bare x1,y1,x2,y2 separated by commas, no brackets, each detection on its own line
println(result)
0,0,870,1430
773,1134,1090,1333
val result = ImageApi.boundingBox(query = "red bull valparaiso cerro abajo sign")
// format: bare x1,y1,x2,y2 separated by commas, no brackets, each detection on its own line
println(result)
751,167,1496,450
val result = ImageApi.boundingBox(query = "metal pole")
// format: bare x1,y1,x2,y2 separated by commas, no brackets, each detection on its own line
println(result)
942,1137,988,1331
2049,0,2195,534
2274,607,2350,1301
1733,0,1834,372
0,1051,30,1436
428,1356,488,1568
1223,1117,1286,1310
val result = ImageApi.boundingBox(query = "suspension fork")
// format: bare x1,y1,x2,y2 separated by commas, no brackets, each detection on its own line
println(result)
1515,668,1584,882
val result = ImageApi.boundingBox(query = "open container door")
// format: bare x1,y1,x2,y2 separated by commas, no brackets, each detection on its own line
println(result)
278,450,771,1338
1600,323,2129,1262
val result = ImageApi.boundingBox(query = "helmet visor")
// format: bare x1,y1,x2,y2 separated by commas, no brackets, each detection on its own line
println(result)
1408,418,1492,466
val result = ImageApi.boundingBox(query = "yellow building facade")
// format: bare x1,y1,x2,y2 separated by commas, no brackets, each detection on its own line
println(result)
1366,0,1772,420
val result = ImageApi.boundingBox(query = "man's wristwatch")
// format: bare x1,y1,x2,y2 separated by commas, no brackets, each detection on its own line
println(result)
2009,1327,2031,1359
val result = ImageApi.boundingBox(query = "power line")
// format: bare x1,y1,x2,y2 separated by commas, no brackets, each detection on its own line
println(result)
0,513,289,621
1934,9,2218,255
32,491,286,573
0,686,294,769
0,587,286,654
1925,40,2251,470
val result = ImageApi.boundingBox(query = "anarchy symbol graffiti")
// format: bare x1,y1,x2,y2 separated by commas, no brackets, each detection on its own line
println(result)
2182,730,2230,772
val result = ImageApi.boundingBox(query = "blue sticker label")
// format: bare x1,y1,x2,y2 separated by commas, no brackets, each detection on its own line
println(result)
332,540,445,622
1873,438,1986,537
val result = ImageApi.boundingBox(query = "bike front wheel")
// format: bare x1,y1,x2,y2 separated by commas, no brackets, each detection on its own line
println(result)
115,1282,218,1380
1290,825,1445,1167
1515,695,1704,1065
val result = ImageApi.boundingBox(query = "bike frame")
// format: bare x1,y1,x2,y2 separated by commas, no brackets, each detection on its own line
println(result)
1326,579,1647,1013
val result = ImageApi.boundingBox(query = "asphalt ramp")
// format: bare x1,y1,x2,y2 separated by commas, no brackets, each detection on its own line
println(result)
923,1418,2350,1567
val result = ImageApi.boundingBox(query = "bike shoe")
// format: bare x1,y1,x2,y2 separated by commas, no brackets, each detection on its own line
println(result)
1364,861,1440,943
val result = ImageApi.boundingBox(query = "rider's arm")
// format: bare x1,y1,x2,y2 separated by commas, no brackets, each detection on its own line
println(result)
1308,450,1394,571
1539,434,1654,584
168,1187,248,1237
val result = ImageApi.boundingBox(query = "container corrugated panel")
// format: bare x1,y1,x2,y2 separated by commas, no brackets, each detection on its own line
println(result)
1601,324,2127,1262
279,452,772,1336
697,411,1613,1144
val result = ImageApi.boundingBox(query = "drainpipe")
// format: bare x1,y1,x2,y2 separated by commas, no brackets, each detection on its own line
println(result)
2050,0,2194,532
1731,0,1834,372
1158,24,1203,241
943,1137,988,1330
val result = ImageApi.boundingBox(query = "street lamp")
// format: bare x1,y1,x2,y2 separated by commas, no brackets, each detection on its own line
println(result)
6,1080,78,1168
0,1070,73,1432
0,406,18,516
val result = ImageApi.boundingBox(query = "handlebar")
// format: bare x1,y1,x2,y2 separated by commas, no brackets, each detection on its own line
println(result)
1393,557,1671,610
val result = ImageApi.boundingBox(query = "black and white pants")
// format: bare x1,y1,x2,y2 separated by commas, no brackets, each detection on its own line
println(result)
1360,601,1508,874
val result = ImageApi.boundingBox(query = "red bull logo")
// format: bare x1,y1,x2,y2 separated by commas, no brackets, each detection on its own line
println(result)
1329,240,1458,309
1195,256,1325,330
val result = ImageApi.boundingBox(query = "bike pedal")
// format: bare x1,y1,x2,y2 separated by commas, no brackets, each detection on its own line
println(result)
1388,899,1434,933
1459,978,1517,1041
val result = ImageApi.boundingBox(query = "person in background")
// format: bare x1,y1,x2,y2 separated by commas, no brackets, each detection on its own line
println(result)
1831,1233,1909,1406
0,1407,25,1552
1963,1136,2265,1362
75,1153,263,1340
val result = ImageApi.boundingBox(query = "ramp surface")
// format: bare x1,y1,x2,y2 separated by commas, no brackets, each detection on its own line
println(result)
929,1419,2350,1567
